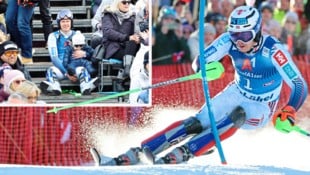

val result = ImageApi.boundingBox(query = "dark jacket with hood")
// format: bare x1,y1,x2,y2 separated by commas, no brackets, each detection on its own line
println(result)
101,7,136,59
0,58,31,81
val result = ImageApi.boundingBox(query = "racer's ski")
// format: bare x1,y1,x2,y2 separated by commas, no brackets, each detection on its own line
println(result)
90,147,214,166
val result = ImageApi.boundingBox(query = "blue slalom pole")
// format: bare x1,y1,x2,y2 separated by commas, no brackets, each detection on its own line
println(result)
198,0,227,164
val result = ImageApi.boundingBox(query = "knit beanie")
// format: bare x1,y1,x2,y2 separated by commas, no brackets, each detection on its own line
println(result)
0,63,12,78
0,40,19,56
204,23,216,35
3,69,25,93
72,31,86,46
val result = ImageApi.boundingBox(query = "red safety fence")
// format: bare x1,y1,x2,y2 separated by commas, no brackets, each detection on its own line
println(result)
0,57,309,165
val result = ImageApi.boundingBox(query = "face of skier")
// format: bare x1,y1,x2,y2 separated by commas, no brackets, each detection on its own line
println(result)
234,40,257,53
229,30,257,53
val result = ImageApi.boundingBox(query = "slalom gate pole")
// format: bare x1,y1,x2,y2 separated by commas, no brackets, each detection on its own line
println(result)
47,61,224,114
198,0,227,164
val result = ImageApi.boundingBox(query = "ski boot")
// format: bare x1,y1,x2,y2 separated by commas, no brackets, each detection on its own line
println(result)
123,55,134,78
80,77,99,95
77,67,99,95
91,147,142,166
40,67,62,96
155,145,193,164
113,69,126,92
40,80,62,96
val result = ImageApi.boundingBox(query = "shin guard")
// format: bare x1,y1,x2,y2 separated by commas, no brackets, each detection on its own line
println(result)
141,117,202,155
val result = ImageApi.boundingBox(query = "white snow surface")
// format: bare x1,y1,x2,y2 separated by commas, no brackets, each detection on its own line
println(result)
1,106,310,175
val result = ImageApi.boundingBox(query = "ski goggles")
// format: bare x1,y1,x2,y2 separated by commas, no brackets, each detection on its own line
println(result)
229,30,256,43
58,11,73,20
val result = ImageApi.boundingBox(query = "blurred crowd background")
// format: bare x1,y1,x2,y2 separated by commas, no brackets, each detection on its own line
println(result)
151,0,310,65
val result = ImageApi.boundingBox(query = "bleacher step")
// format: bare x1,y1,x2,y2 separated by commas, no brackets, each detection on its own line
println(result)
39,92,128,104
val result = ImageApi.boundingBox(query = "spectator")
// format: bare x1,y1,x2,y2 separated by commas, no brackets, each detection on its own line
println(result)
40,9,98,96
295,23,310,55
6,0,34,64
0,63,11,89
152,6,190,64
0,0,7,33
273,0,290,25
0,30,9,43
259,1,274,35
280,11,299,55
129,50,149,104
130,1,150,103
220,0,234,19
211,14,228,37
173,0,193,26
205,0,222,23
90,0,114,49
4,92,27,104
134,0,148,44
0,69,26,102
187,23,216,61
290,0,306,35
267,19,283,41
15,80,45,104
37,0,53,44
40,9,76,96
267,0,278,8
0,40,31,80
63,31,98,95
101,0,140,90
91,0,103,17
91,0,139,49
182,24,194,40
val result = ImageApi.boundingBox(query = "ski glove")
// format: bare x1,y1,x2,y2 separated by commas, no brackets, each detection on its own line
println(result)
272,105,296,133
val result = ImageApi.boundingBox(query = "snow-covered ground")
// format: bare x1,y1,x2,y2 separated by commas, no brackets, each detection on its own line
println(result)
1,106,310,175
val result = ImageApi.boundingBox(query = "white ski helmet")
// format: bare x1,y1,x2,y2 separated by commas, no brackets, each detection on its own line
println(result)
228,6,262,43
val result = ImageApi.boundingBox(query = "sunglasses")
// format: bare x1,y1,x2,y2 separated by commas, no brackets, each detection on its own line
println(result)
74,44,84,48
229,30,256,43
13,79,25,85
27,96,38,100
121,1,131,5
4,50,19,57
286,20,296,25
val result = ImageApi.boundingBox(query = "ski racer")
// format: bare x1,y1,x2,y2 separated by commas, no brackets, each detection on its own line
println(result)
92,5,308,165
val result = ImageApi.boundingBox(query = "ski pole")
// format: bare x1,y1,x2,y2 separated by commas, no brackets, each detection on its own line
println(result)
293,126,310,137
275,117,310,137
47,61,225,114
198,0,227,164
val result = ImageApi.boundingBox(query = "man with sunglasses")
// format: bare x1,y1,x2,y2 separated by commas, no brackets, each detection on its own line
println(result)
0,41,31,81
91,5,308,166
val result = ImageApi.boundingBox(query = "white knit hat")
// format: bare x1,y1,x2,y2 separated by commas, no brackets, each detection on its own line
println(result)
72,31,86,46
3,69,25,93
